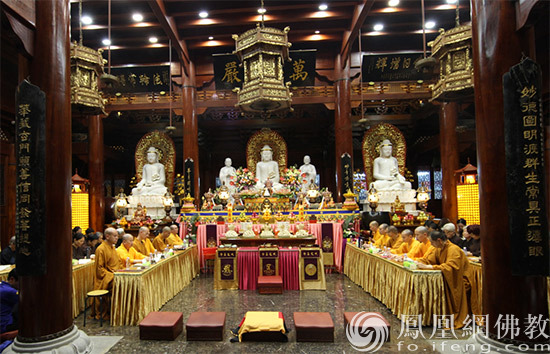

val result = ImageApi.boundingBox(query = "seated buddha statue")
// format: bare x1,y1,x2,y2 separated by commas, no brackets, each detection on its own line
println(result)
255,145,283,190
372,139,412,191
132,147,168,196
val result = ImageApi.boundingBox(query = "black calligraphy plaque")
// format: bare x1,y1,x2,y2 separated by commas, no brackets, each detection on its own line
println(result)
284,50,316,87
503,58,549,276
184,158,194,198
15,80,46,276
362,53,424,82
213,53,243,90
341,153,353,196
110,65,170,93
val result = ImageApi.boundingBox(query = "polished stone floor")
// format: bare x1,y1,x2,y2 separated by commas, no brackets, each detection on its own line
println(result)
75,273,441,353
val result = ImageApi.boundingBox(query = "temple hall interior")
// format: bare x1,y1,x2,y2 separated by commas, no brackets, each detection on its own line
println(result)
0,0,548,353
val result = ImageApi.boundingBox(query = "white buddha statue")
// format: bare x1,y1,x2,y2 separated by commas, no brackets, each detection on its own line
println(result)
219,157,237,190
132,147,168,196
255,145,283,190
372,139,412,191
299,155,317,192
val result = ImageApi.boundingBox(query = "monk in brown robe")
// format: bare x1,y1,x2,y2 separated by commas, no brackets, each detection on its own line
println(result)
133,226,156,256
153,226,171,252
93,227,121,320
416,230,470,329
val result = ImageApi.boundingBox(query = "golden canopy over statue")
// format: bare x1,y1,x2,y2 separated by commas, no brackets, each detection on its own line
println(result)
134,131,176,193
362,123,406,187
246,128,287,176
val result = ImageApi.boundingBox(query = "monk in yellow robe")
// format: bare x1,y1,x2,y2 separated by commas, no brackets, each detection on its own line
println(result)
407,226,434,259
116,234,146,265
132,226,156,256
369,221,381,242
385,226,403,249
94,227,121,320
391,229,418,254
153,226,171,251
166,224,183,246
416,230,470,329
373,223,389,247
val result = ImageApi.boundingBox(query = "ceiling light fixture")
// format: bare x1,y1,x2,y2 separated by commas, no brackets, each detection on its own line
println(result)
149,36,158,43
257,8,266,14
102,38,111,46
373,23,384,31
388,0,399,7
132,13,143,22
425,20,436,29
318,4,328,11
199,11,208,18
81,15,92,25
208,36,214,40
314,30,320,34
446,0,458,3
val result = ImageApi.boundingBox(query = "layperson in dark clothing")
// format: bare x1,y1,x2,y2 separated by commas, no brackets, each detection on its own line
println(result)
0,268,19,333
463,224,481,257
441,223,463,247
0,236,16,265
72,233,87,260
457,218,467,238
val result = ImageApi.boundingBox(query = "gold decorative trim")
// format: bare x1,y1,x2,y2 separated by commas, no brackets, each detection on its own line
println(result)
362,123,407,186
135,131,176,192
246,128,287,175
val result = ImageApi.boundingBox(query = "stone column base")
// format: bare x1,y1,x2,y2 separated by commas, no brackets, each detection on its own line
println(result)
5,326,92,354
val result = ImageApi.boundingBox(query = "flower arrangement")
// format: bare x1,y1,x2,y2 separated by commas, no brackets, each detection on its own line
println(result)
280,166,306,194
230,167,257,191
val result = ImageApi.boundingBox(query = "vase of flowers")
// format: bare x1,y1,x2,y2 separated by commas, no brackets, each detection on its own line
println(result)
231,167,257,191
280,165,305,196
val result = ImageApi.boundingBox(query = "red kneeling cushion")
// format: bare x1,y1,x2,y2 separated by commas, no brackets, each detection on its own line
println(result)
139,312,183,341
186,312,226,341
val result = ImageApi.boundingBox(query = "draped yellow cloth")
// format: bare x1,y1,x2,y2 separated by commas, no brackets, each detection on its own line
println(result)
344,244,446,326
72,261,96,318
465,261,483,317
0,265,15,281
111,245,199,326
238,311,285,342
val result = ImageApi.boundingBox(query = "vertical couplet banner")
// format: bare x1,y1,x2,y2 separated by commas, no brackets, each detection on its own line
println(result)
341,153,353,195
259,248,279,276
15,80,47,276
503,58,549,276
184,158,195,199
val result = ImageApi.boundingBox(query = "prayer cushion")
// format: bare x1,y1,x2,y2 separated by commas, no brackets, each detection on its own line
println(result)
344,312,391,342
139,312,183,341
257,275,283,294
237,311,288,342
293,312,334,342
186,312,226,341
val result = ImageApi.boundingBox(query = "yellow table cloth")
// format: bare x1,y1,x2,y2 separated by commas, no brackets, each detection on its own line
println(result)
111,245,199,326
344,244,446,326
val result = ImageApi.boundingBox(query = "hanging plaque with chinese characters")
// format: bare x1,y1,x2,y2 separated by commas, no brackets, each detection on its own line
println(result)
213,53,244,91
284,49,316,87
341,153,353,197
109,65,170,93
362,53,424,82
184,158,195,198
15,80,47,276
503,58,549,276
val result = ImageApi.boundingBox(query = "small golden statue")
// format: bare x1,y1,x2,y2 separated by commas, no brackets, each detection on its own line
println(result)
391,196,405,213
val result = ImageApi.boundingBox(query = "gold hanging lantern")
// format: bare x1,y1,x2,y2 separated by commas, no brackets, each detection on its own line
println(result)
429,3,473,101
232,23,292,114
70,42,106,114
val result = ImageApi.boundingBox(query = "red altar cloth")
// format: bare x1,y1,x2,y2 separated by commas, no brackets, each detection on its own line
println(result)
237,247,299,290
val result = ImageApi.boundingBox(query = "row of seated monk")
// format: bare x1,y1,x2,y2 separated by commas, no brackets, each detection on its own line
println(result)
361,219,481,258
361,220,481,329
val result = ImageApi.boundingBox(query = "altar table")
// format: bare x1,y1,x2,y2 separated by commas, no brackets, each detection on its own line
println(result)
196,221,344,272
0,262,96,319
344,244,446,326
111,246,199,326
237,247,300,291
219,236,317,248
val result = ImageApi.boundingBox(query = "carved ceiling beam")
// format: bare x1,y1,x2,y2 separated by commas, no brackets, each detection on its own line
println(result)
148,0,190,76
340,0,374,67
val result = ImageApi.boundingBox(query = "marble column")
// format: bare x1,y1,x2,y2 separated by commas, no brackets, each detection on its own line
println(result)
439,102,459,222
334,54,353,201
182,62,200,203
472,0,549,347
89,114,105,232
8,0,91,352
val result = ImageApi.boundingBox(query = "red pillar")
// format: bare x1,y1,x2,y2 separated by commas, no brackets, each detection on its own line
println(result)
334,54,353,201
472,0,549,345
182,62,200,203
21,0,73,340
439,102,459,222
89,114,105,232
